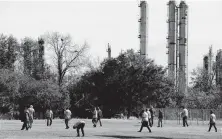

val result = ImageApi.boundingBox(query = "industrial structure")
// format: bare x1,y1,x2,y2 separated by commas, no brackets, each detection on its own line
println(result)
216,49,222,88
138,1,148,58
203,46,213,75
167,0,188,95
107,43,111,59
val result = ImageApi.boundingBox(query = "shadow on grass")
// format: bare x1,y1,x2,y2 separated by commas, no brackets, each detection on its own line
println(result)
95,135,142,138
59,136,74,137
96,135,173,139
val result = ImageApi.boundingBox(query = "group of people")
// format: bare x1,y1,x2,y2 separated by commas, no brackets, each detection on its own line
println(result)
20,105,103,137
138,106,218,133
20,104,218,137
20,105,35,130
138,106,163,133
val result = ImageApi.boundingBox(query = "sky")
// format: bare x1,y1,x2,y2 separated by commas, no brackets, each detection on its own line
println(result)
0,0,222,83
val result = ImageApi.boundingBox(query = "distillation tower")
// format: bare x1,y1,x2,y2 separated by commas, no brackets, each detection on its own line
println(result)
138,1,148,58
216,49,222,89
167,0,188,95
107,43,111,59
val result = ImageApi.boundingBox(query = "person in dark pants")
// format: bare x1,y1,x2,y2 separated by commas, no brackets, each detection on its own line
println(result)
45,108,53,126
181,106,189,127
157,109,163,127
208,110,217,132
21,106,29,130
64,108,72,129
149,106,155,127
73,121,85,137
97,107,103,126
138,110,151,133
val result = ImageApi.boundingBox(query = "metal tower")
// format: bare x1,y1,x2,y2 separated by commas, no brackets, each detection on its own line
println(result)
167,0,177,82
138,1,148,58
107,43,111,59
216,49,222,88
178,1,188,95
167,0,188,95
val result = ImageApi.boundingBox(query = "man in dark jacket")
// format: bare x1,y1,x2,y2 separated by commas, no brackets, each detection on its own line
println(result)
149,106,155,127
157,109,163,127
21,106,29,130
97,107,103,127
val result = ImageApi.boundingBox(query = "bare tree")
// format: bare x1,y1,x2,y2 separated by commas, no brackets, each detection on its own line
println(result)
45,32,88,88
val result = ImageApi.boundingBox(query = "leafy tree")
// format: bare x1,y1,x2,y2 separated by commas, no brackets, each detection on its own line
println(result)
69,49,174,118
186,66,221,109
0,34,18,70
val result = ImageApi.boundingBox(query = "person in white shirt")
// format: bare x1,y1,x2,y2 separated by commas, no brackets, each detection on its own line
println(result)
28,105,35,129
45,108,53,126
64,108,72,129
181,106,189,127
138,110,151,133
92,107,97,127
146,108,151,127
208,110,217,132
73,121,85,137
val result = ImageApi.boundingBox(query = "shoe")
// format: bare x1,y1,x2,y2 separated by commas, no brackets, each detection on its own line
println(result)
137,131,141,132
76,135,80,137
82,135,84,137
149,131,152,133
21,128,24,130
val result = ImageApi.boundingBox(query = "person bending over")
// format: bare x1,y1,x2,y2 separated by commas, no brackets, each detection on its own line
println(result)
73,121,85,137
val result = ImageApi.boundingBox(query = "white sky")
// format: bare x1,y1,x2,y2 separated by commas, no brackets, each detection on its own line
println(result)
0,0,222,82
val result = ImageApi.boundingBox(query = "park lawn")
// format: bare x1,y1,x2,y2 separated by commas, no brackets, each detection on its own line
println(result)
0,119,221,139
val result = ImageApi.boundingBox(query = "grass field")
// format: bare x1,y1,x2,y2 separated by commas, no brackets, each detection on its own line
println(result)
0,119,221,139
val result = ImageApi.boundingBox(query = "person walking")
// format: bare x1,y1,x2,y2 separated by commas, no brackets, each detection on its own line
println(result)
97,107,103,127
92,107,98,127
181,106,189,127
208,110,217,132
146,108,151,127
138,110,151,133
149,106,155,127
45,107,53,126
157,109,163,127
73,120,86,137
28,105,35,129
64,108,72,129
21,106,29,130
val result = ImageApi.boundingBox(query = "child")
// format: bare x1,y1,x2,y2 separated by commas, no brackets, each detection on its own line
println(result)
73,121,85,137
157,109,163,127
208,110,217,132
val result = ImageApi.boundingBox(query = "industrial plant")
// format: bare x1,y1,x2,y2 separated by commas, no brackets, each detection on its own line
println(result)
135,0,222,95
166,0,188,95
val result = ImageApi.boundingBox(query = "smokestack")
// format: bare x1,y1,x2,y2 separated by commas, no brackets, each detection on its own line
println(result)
167,0,176,82
216,49,222,88
107,43,111,59
139,1,148,58
178,1,188,95
203,55,209,71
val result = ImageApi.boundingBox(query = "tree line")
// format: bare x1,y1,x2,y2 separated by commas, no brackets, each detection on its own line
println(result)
0,32,221,119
